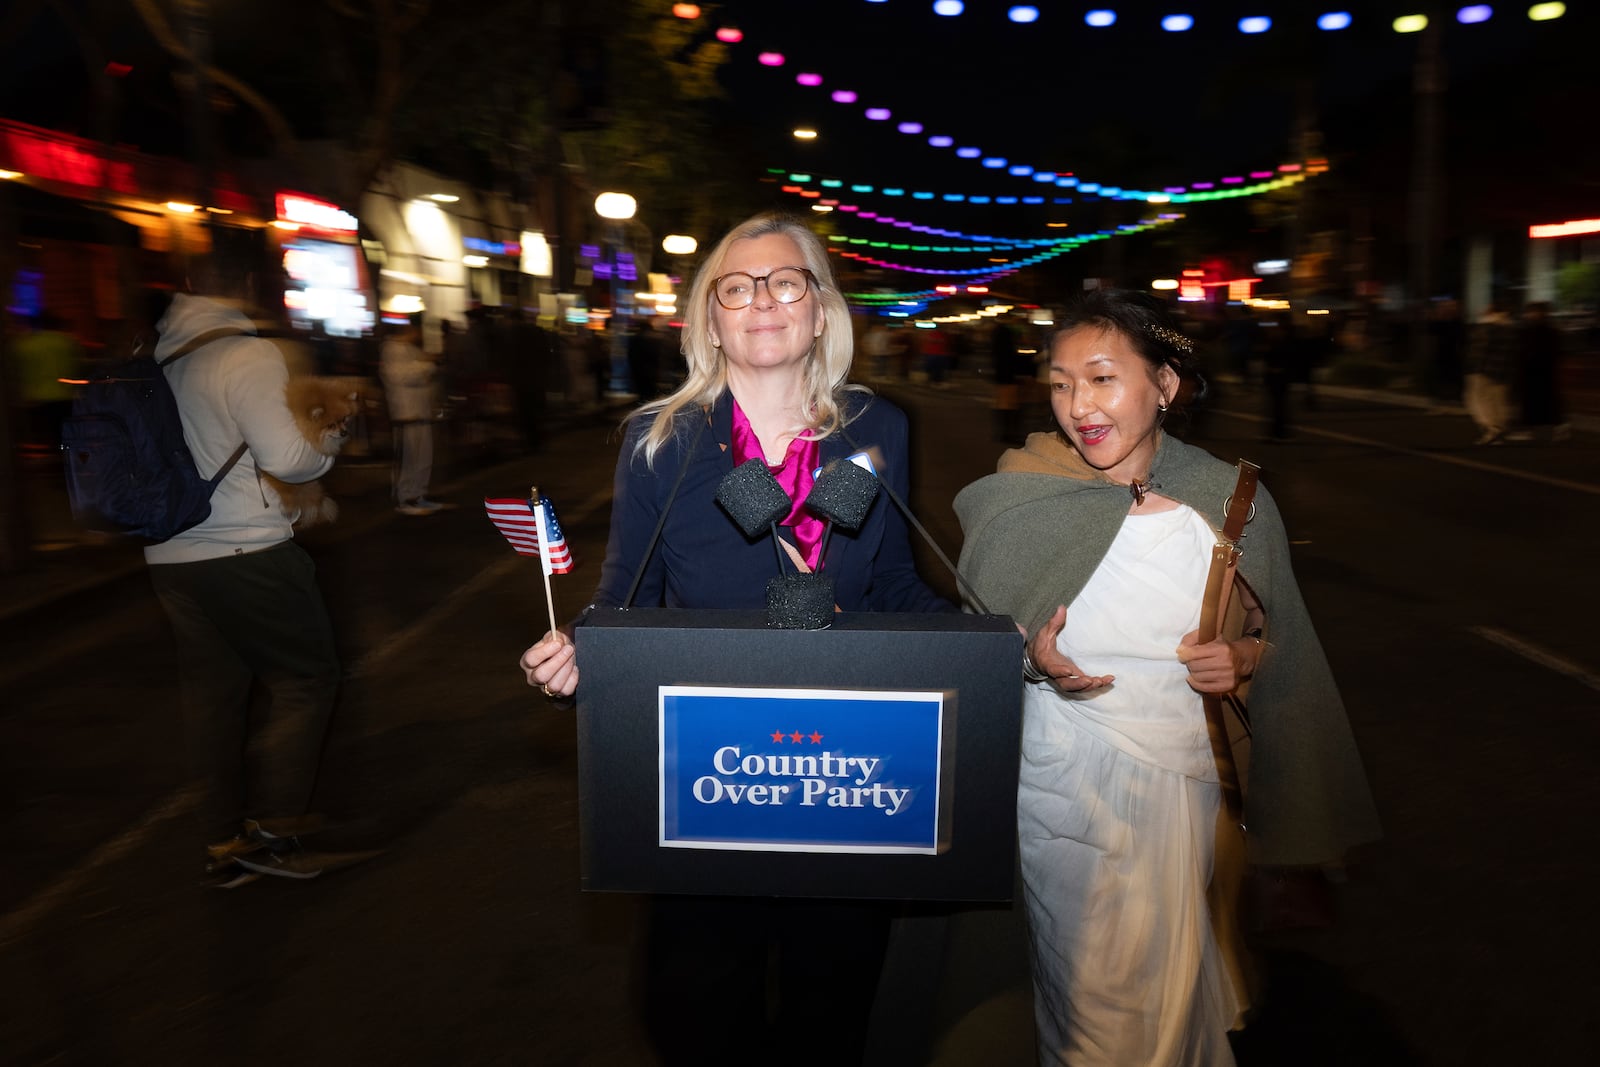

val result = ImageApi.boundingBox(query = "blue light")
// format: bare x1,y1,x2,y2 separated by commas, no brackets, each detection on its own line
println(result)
943,194,965,202
1162,14,1194,31
1239,16,1271,33
1457,5,1492,23
982,158,1008,168
1085,9,1116,28
1034,172,1057,182
1009,165,1034,176
1023,196,1045,204
928,135,954,148
1056,177,1078,187
883,188,905,197
1100,186,1122,196
1007,5,1040,22
932,1,964,16
969,196,991,204
1317,11,1352,30
1078,182,1101,193
997,196,1019,204
913,191,935,199
956,147,981,158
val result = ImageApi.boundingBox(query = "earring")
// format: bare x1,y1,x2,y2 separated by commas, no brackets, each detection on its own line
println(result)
1158,401,1169,413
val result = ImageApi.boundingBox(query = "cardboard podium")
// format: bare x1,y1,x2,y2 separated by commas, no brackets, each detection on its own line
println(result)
575,608,1023,901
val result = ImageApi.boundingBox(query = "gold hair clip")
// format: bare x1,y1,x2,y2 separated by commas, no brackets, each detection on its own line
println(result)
1144,322,1194,355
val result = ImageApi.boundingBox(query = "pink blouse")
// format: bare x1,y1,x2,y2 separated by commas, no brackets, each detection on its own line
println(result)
730,399,824,570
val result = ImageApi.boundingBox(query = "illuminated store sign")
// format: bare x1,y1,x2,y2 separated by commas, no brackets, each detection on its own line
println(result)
276,192,358,234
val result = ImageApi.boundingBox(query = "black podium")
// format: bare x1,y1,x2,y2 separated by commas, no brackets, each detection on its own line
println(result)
575,608,1023,901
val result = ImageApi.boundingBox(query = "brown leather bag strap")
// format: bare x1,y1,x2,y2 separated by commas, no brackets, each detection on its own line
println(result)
1200,459,1262,825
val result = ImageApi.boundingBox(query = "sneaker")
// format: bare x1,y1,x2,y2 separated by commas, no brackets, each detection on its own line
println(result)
395,499,437,517
232,825,323,880
203,834,266,889
413,497,452,512
202,862,262,890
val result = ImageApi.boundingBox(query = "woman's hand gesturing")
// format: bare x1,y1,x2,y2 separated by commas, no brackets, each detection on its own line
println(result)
1024,605,1115,693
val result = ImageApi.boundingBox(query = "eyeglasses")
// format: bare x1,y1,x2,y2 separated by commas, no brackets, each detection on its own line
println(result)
712,266,815,310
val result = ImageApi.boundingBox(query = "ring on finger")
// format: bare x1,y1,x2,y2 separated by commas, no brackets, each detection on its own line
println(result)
540,683,556,698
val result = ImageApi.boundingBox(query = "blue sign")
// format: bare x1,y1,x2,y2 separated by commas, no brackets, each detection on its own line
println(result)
659,686,946,855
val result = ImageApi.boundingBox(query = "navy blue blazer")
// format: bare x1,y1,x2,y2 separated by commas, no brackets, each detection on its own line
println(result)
589,390,954,615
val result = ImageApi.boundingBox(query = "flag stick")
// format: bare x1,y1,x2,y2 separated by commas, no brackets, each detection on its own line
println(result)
532,485,559,636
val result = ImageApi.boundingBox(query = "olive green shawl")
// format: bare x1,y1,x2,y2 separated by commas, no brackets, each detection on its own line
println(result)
954,431,1381,866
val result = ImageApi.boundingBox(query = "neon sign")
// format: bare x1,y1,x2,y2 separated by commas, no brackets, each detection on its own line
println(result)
276,192,358,234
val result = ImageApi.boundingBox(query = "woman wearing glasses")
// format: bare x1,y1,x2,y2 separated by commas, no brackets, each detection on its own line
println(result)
519,211,952,1064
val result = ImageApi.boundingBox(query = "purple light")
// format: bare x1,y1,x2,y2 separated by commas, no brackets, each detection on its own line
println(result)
796,72,823,87
898,121,924,134
865,107,891,121
982,157,1007,168
928,134,954,147
579,244,600,259
1165,186,1186,194
831,89,857,104
1221,176,1244,184
1192,182,1215,190
1457,5,1492,23
956,146,981,158
757,52,784,66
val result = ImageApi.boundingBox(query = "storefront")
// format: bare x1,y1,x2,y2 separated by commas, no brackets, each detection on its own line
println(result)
274,191,373,338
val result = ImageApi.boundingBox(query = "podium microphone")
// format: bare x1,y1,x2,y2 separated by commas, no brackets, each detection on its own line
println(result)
804,457,880,564
715,459,835,630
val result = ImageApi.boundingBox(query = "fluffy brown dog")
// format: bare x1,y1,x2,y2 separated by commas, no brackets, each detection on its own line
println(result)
262,377,360,527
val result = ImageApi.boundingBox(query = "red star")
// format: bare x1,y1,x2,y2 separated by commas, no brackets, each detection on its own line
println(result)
770,729,786,743
789,729,803,744
808,731,824,744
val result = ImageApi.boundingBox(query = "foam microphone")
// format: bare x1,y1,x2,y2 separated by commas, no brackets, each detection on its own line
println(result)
804,457,881,564
714,458,835,630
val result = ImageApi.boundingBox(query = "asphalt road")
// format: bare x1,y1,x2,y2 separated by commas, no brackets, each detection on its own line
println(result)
2,377,1596,1066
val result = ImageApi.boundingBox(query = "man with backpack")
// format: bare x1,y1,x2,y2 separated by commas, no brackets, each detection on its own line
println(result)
141,262,342,887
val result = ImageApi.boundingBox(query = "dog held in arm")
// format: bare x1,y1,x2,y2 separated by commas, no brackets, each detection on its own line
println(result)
261,377,359,527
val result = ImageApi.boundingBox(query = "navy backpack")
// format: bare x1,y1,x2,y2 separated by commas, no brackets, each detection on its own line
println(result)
60,327,248,542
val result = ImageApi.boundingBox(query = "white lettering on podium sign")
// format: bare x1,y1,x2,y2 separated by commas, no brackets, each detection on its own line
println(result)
658,685,944,854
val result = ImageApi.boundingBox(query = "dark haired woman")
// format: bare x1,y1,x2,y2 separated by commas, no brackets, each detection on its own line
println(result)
954,289,1379,1065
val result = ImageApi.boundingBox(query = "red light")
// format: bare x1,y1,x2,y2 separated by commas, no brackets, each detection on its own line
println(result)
105,62,132,78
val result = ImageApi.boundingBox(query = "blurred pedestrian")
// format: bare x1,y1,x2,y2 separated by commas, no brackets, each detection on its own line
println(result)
518,211,955,1066
627,317,663,401
1427,298,1466,408
1261,312,1298,441
954,288,1381,1067
380,321,442,515
1514,301,1568,442
991,316,1030,444
10,311,82,450
145,260,342,886
1464,302,1516,445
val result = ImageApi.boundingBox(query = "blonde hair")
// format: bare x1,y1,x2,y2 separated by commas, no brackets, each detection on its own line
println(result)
632,212,862,465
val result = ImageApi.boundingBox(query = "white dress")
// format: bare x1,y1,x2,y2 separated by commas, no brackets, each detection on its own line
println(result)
1018,504,1241,1066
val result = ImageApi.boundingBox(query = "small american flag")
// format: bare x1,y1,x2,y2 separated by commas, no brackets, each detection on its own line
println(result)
485,496,575,575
